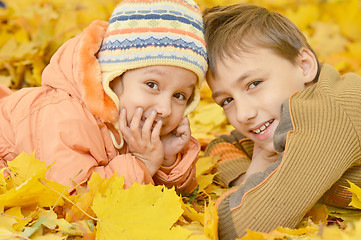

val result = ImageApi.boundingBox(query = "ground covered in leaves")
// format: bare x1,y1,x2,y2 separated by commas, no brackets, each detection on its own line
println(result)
1,0,361,239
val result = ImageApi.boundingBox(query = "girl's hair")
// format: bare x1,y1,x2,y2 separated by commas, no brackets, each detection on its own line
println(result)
203,4,320,81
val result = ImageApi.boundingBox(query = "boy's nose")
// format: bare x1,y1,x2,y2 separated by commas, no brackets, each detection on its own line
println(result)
235,100,257,123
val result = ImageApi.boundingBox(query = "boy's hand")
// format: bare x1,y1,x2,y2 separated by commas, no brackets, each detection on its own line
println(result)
251,143,280,167
231,143,279,186
245,143,279,179
160,117,191,167
119,108,164,176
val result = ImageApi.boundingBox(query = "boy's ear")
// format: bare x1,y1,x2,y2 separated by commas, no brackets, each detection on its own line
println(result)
298,47,318,84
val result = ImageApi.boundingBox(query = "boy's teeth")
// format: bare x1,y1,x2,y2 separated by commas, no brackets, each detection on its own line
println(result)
252,120,272,134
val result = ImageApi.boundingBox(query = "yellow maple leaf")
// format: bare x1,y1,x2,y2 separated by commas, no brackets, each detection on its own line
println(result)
183,221,209,240
92,182,190,240
0,168,7,193
206,184,227,199
181,200,205,224
196,156,218,176
37,209,93,237
238,230,267,240
317,218,361,240
196,156,218,193
327,204,361,224
180,199,218,239
203,200,218,239
297,203,328,228
0,214,17,233
346,180,361,209
316,226,344,240
31,234,65,240
0,169,68,208
191,102,227,127
3,207,29,232
7,152,45,187
273,225,319,236
66,172,124,222
197,174,217,194
239,225,318,240
0,153,69,208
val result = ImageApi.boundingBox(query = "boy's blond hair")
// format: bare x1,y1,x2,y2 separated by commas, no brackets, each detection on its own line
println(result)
203,4,320,80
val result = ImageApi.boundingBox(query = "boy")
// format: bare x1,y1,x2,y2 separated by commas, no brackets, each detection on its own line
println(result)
203,4,361,239
0,0,207,194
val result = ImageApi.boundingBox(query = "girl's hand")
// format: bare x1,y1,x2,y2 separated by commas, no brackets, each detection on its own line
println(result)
119,108,164,176
160,117,191,167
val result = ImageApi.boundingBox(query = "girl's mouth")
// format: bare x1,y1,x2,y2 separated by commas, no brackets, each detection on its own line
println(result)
251,119,274,135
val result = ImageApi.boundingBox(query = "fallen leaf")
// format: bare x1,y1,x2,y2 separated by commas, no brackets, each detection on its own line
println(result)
92,182,190,240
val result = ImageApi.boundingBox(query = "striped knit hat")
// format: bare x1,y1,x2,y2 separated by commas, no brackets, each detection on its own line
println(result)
98,0,208,119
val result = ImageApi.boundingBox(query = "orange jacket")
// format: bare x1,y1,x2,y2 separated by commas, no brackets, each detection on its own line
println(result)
0,21,199,193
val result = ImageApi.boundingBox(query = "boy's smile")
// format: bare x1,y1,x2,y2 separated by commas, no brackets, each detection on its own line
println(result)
251,119,274,136
208,47,316,152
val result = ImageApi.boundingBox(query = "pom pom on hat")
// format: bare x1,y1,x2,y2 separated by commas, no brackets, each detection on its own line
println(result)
98,0,208,121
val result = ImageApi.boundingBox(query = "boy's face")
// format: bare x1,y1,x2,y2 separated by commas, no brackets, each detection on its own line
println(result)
112,65,197,136
208,47,315,152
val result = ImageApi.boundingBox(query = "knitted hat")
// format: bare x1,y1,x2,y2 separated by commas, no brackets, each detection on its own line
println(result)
98,0,208,121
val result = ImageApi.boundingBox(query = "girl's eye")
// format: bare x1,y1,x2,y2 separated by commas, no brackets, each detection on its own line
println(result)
221,97,233,107
248,80,262,90
174,93,186,101
146,82,159,90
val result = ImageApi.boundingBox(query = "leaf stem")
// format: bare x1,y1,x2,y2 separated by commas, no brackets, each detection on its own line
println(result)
38,179,98,221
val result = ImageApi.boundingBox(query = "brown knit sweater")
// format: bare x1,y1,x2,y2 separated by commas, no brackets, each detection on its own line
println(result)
205,64,361,239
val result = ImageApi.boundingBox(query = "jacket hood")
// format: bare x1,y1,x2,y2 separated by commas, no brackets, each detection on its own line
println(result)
42,20,118,123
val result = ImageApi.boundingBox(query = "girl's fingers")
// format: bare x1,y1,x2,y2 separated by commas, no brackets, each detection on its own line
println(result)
129,107,143,137
151,119,162,143
118,108,127,129
142,110,157,139
119,108,130,135
172,117,189,137
118,108,135,142
179,117,190,127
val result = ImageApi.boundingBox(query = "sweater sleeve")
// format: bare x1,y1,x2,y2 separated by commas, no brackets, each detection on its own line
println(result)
152,136,200,193
216,65,361,239
205,130,252,187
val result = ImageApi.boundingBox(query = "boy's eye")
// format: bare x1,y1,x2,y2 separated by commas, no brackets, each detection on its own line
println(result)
146,82,159,90
174,93,186,101
221,97,233,107
247,80,262,90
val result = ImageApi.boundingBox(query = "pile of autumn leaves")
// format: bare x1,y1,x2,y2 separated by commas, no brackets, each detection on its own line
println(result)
0,153,219,239
3,153,361,240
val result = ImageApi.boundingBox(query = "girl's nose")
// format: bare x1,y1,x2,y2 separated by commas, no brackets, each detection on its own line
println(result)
155,97,172,117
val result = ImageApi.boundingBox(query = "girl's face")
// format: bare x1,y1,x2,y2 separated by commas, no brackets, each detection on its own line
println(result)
112,65,197,136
